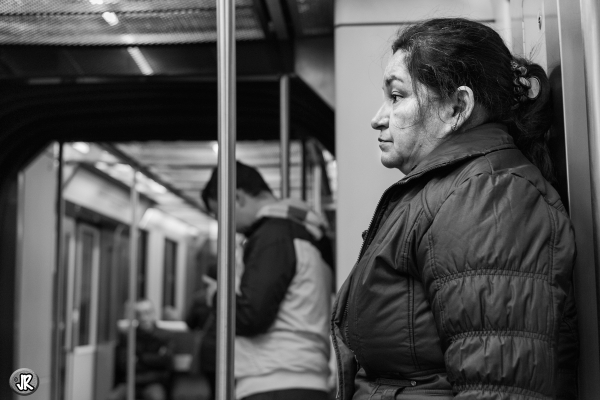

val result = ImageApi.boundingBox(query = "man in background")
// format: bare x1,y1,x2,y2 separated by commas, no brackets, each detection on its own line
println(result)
200,161,334,400
109,299,173,400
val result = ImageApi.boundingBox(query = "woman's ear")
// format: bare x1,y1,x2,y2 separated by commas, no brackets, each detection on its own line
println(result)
453,85,475,131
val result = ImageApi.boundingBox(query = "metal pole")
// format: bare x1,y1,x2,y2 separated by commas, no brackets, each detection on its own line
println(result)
51,143,65,400
127,171,139,400
216,0,236,399
581,0,600,367
280,74,290,198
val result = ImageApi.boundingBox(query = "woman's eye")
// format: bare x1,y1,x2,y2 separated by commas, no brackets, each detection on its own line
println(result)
391,94,402,103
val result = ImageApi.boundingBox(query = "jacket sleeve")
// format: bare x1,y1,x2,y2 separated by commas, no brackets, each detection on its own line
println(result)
235,220,296,336
417,173,576,399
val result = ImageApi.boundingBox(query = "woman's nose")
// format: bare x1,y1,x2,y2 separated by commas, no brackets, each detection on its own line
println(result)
371,102,389,130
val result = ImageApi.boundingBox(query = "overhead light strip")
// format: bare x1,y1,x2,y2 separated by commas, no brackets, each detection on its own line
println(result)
127,47,154,75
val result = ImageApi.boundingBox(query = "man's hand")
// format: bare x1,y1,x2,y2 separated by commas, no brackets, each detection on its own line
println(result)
203,275,218,307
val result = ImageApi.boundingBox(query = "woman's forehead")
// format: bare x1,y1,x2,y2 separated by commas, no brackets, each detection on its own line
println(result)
383,51,411,86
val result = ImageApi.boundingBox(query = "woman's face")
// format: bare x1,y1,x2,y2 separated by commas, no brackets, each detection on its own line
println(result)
371,51,449,174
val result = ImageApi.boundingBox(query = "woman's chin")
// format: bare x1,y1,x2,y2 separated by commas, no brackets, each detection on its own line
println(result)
380,155,402,170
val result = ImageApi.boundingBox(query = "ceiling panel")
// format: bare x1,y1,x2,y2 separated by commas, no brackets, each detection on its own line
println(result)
0,0,263,45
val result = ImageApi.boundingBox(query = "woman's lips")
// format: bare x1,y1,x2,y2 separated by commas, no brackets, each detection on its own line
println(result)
378,138,392,148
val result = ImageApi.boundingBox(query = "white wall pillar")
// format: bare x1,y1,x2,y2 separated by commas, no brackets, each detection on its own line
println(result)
16,147,57,400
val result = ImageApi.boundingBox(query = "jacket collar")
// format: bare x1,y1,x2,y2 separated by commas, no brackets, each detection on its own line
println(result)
402,123,516,182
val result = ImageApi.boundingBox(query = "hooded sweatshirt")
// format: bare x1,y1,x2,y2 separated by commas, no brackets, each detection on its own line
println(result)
233,198,334,399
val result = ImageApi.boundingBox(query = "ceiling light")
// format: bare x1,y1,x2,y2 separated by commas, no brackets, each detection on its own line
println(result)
149,179,168,194
72,142,90,154
102,12,119,26
212,142,219,154
127,47,154,76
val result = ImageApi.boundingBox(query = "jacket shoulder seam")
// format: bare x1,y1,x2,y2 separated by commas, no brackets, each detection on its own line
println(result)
434,171,488,216
508,172,565,213
433,170,562,222
403,208,426,274
428,229,449,338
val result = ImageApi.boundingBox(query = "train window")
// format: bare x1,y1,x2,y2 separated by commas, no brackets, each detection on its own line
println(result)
163,238,178,311
97,230,114,344
75,225,100,347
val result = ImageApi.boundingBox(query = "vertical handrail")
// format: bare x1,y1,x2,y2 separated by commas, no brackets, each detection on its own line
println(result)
216,0,236,399
280,74,290,198
127,171,139,400
52,142,65,400
580,0,600,364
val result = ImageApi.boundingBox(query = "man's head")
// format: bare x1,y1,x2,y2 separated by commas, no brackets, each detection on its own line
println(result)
201,161,275,234
135,299,156,332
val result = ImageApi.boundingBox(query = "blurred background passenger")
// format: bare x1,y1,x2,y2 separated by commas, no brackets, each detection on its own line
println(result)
185,266,218,399
109,299,173,400
201,161,334,400
332,18,579,400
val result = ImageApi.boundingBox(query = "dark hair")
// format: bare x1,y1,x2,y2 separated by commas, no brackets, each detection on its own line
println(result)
201,161,273,212
392,18,554,182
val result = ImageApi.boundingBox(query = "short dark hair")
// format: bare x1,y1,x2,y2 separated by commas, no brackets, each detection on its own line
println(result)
201,161,273,212
392,18,554,182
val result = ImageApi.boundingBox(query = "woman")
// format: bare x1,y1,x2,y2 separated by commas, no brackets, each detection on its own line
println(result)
332,18,579,400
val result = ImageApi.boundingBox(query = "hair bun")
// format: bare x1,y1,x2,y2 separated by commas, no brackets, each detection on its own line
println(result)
511,61,541,108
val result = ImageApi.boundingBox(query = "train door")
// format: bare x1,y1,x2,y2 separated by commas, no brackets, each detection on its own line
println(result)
64,220,101,400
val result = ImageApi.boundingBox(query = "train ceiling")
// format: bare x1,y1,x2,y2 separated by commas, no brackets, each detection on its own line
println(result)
0,0,333,77
0,0,332,46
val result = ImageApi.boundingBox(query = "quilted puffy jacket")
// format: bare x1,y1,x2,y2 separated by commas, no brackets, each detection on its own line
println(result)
332,123,579,400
